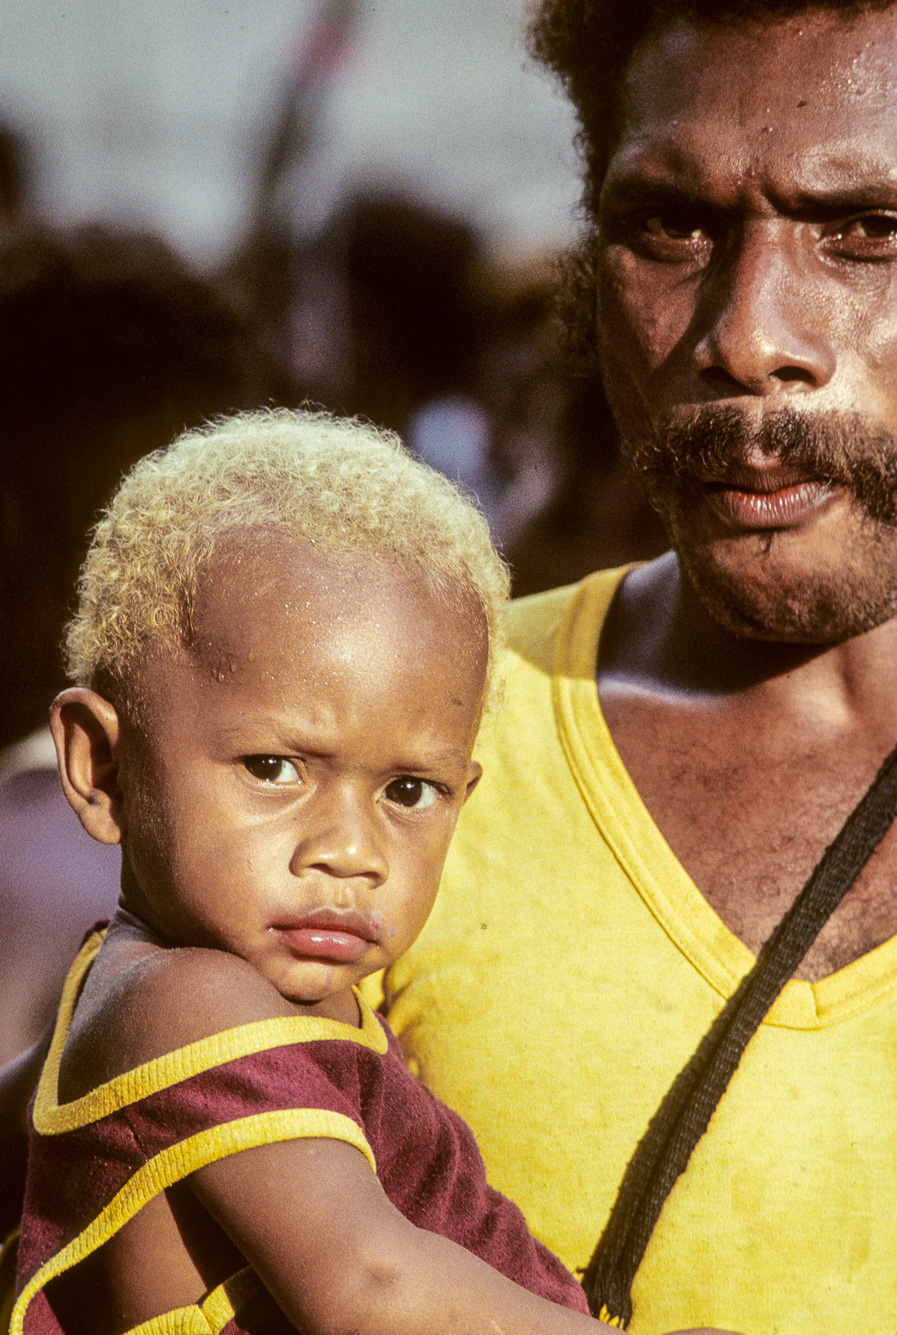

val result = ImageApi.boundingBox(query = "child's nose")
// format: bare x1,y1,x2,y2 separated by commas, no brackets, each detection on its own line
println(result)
289,789,388,884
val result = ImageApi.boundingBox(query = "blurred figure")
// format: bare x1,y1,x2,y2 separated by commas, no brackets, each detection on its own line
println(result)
474,259,568,550
0,120,33,234
0,222,286,1062
506,371,668,596
337,191,485,431
337,191,516,525
269,187,514,529
224,0,362,389
478,257,667,585
0,222,283,748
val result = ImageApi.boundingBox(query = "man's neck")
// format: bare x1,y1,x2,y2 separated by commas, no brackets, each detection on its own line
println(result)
599,551,897,727
595,553,897,979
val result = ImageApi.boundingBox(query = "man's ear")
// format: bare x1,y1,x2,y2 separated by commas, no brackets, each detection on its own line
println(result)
49,688,125,845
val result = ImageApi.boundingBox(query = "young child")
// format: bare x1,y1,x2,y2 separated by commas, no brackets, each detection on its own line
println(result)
11,410,735,1335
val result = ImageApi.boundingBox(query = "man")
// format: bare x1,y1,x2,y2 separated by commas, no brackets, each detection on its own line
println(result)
2,2,894,1328
371,1,897,1330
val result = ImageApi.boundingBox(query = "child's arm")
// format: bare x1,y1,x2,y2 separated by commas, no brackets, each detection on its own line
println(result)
77,946,741,1335
189,1135,738,1335
191,1132,595,1334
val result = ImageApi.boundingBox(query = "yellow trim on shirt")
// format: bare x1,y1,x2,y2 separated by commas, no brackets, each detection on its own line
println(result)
125,1308,215,1333
552,569,897,1029
119,1266,263,1334
200,1266,259,1329
11,1109,375,1335
35,931,388,1135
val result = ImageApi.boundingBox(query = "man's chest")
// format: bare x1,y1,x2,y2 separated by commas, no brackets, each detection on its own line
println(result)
597,685,897,980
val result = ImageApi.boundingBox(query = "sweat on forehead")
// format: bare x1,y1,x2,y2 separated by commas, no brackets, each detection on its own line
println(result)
184,534,490,680
529,0,897,197
65,408,508,705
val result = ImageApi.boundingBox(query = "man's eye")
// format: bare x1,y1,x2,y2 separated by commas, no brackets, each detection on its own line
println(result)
243,756,300,785
384,776,440,809
643,214,706,242
834,214,897,241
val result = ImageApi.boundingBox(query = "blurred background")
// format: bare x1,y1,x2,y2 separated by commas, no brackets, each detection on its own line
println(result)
0,0,667,1063
2,0,582,263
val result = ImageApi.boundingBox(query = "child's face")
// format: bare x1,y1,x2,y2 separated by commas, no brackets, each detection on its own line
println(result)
114,535,487,1017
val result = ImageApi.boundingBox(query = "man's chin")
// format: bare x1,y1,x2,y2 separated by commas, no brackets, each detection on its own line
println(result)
673,527,897,645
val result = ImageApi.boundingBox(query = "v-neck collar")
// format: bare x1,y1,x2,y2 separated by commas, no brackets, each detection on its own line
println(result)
552,568,897,1030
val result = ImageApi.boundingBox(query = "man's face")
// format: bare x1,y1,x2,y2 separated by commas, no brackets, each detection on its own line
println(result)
595,6,897,640
115,536,486,1013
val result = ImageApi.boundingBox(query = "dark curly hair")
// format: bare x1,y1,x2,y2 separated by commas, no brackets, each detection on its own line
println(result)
529,0,895,207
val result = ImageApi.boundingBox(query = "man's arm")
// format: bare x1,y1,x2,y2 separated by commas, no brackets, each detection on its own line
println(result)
0,1033,49,1240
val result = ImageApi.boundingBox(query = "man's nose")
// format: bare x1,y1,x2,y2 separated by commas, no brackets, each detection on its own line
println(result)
289,788,388,884
693,224,836,397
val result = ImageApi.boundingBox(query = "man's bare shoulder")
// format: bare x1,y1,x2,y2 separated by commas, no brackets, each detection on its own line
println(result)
57,943,293,1102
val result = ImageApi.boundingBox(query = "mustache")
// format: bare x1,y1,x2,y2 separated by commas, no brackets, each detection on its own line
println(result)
631,406,897,525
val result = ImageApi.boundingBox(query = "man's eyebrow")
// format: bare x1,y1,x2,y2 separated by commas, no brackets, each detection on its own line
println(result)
782,184,897,218
599,172,897,217
597,176,717,214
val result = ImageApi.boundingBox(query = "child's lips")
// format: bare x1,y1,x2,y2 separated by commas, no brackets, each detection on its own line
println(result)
273,907,378,963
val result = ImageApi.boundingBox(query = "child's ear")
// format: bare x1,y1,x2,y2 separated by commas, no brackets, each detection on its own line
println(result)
463,761,482,804
49,688,125,845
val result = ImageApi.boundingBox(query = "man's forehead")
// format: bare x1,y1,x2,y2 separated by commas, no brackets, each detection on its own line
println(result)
605,6,897,197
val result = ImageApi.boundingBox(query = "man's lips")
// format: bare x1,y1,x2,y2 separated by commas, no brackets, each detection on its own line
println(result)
273,907,378,963
698,469,839,530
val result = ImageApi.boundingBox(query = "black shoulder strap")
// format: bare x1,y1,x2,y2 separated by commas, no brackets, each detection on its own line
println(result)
582,739,897,1327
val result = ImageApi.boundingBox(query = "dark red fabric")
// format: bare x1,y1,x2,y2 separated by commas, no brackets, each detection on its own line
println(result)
18,1016,588,1330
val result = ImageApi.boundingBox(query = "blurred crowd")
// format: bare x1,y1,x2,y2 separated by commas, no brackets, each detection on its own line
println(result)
0,21,666,1062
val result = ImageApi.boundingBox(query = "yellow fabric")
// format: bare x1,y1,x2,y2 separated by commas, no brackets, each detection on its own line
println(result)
35,931,387,1137
371,568,897,1334
14,933,381,1335
120,1270,252,1334
125,1311,212,1333
122,1266,263,1334
200,1267,258,1328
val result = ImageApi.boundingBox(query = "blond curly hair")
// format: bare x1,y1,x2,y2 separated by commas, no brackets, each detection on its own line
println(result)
66,408,509,706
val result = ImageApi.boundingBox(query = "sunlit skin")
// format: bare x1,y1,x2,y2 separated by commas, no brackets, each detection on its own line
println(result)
68,535,488,1029
39,537,734,1335
593,7,897,980
597,8,897,634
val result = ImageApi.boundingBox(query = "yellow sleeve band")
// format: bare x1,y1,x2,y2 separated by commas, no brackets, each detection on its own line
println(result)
11,1109,374,1335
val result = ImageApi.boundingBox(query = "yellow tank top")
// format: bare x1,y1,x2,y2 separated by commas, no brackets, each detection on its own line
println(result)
368,568,897,1333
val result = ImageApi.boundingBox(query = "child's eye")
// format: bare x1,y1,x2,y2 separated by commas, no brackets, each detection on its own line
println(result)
243,756,300,785
384,776,440,809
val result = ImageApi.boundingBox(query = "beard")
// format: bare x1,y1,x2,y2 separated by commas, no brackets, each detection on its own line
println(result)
632,405,897,524
623,404,897,643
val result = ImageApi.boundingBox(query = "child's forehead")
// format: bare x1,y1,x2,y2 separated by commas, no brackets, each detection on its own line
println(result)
196,533,373,620
189,532,486,665
131,530,488,742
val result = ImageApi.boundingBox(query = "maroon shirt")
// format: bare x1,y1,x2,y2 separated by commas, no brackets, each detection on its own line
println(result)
16,954,587,1333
